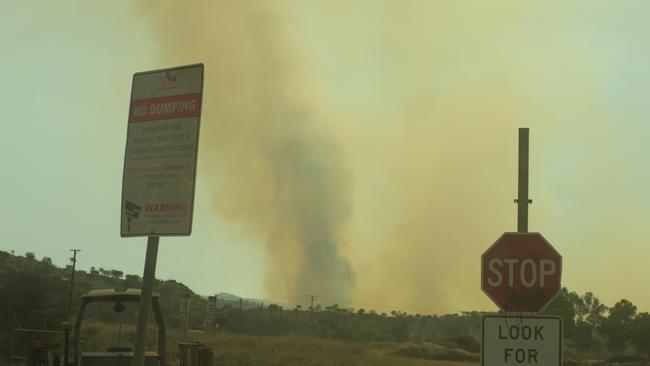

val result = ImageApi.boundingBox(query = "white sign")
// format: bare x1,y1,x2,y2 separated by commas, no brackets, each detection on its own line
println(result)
121,64,204,237
482,315,562,366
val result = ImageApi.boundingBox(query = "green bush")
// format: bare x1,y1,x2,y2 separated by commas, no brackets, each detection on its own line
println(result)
453,335,480,353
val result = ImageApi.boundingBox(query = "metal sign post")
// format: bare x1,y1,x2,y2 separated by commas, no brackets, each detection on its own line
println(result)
481,128,564,365
122,64,204,366
517,128,529,233
132,236,159,366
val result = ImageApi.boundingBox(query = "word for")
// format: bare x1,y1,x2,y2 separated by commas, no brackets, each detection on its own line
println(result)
505,348,538,364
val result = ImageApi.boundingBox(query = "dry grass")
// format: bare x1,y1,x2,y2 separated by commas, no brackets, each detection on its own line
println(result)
78,321,478,366
182,332,477,366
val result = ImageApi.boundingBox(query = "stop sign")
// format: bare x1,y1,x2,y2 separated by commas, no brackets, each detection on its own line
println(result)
482,232,562,313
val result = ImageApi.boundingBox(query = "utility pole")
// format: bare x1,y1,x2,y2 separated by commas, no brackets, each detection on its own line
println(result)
179,296,191,341
65,249,81,366
515,128,531,233
239,298,243,311
68,249,81,315
306,295,318,326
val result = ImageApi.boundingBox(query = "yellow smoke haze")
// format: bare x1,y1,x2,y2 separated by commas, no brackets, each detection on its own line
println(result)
138,1,650,313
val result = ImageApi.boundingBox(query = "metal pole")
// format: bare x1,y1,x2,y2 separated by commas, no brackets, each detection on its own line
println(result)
517,128,529,233
64,330,69,366
10,313,15,363
238,298,242,335
132,236,159,366
65,249,80,366
68,250,81,315
182,298,190,341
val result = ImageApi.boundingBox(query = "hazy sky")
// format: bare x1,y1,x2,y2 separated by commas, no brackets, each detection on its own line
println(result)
2,1,650,314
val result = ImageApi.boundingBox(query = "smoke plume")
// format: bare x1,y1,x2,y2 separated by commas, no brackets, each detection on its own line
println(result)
137,1,355,303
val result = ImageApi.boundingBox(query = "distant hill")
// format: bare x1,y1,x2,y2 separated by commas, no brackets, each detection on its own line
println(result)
0,249,265,352
214,292,250,302
211,292,287,309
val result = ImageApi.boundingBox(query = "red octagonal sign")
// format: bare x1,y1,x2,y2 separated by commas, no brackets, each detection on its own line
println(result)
482,232,562,313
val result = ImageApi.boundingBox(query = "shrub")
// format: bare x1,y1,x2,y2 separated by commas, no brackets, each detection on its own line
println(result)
453,335,480,353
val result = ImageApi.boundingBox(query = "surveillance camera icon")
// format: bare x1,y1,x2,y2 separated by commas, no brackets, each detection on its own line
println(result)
125,201,142,232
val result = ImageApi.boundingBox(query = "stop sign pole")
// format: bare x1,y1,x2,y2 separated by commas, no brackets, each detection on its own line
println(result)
480,127,563,365
517,128,529,233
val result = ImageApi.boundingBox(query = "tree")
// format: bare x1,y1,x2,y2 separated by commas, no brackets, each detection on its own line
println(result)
631,312,650,357
571,292,607,357
124,274,140,288
389,311,409,341
110,270,124,279
25,252,35,260
600,299,637,353
543,287,578,338
574,320,597,359
41,257,53,266
325,304,339,312
294,305,301,321
578,292,608,328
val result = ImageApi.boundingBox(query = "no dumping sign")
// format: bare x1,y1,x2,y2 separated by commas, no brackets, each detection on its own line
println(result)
121,64,204,237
